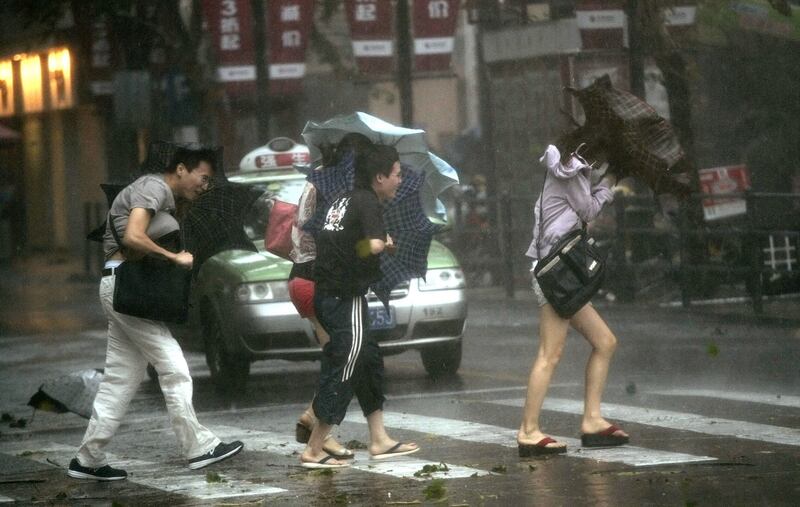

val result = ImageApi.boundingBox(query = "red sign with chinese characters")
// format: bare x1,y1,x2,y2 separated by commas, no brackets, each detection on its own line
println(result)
268,0,315,95
413,0,459,72
575,0,626,50
346,0,394,74
202,0,256,97
699,164,751,221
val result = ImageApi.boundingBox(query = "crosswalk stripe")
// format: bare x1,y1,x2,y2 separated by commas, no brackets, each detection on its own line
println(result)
490,398,800,447
347,411,715,467
0,442,287,500
647,388,800,409
208,425,492,480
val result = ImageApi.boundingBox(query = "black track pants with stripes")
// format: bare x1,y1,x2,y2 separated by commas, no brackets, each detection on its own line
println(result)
312,293,386,426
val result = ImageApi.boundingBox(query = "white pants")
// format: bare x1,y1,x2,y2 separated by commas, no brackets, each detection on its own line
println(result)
76,275,219,467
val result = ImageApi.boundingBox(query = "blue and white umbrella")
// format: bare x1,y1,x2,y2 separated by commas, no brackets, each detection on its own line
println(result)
301,111,459,219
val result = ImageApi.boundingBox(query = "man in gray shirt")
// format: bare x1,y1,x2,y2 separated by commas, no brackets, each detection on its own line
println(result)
68,147,244,481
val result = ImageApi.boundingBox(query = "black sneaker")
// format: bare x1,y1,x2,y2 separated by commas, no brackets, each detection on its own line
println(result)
188,441,244,470
67,458,127,481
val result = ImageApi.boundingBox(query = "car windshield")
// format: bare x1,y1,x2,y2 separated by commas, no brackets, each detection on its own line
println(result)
239,175,308,241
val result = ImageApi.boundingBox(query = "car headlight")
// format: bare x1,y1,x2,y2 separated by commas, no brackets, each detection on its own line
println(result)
234,281,290,303
418,268,465,291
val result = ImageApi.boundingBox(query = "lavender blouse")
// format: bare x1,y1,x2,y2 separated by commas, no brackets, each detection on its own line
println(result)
525,145,614,261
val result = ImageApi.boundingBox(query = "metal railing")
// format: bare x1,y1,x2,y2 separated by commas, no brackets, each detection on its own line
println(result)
443,191,800,313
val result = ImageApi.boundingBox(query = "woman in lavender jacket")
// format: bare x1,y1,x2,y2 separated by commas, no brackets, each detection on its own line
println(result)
517,144,629,456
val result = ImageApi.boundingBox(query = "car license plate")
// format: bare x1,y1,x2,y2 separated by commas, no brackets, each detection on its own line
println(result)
369,306,395,330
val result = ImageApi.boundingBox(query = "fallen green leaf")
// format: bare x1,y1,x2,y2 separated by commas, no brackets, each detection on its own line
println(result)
413,462,450,477
310,468,335,477
491,465,507,474
423,479,447,501
345,439,367,450
1,413,13,423
205,471,226,483
707,342,719,357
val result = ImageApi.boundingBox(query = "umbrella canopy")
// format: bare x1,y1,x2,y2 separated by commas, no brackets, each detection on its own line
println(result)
565,75,692,198
180,182,264,271
372,165,444,304
27,369,104,419
301,112,459,218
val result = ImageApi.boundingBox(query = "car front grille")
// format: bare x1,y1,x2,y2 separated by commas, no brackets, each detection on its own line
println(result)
412,319,465,338
242,332,309,351
370,325,408,342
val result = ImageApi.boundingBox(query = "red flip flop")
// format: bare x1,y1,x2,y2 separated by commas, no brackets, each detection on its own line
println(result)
518,436,567,457
581,424,629,447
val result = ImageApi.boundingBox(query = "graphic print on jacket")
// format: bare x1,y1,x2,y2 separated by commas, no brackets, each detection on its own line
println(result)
323,197,350,232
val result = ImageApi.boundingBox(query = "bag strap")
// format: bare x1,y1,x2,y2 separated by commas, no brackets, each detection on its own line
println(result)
107,211,185,257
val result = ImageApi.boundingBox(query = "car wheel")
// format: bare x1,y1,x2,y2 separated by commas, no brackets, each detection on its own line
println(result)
203,313,250,393
420,340,462,377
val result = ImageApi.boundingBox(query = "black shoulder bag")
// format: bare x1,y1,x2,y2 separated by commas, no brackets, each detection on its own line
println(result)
533,165,607,319
109,216,191,324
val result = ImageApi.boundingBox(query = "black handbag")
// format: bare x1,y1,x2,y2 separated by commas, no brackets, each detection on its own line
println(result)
533,159,606,318
108,216,191,324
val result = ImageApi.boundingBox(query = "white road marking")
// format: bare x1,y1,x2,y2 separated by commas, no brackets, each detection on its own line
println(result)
647,388,800,409
345,411,715,467
208,425,491,480
0,442,286,500
0,495,14,503
491,398,800,447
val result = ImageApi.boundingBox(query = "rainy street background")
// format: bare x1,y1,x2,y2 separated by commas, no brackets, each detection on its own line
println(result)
1,255,799,505
2,0,800,505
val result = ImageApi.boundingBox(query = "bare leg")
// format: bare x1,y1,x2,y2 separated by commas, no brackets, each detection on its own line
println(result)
518,304,570,448
308,316,330,346
569,305,627,437
297,404,349,454
365,410,418,456
300,421,347,465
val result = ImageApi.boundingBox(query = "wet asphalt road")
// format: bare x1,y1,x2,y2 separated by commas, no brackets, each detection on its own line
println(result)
1,271,799,505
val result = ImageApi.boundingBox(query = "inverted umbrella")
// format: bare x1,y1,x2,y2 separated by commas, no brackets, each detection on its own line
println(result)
301,111,459,218
27,369,104,419
180,182,264,271
565,74,692,198
372,165,444,304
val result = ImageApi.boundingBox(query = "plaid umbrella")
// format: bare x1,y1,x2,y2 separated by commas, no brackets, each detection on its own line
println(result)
180,182,264,271
305,158,448,307
372,165,444,304
565,75,692,198
301,112,458,218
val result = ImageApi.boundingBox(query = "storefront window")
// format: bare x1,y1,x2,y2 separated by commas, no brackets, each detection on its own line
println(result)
47,48,73,109
0,59,13,116
20,54,43,113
